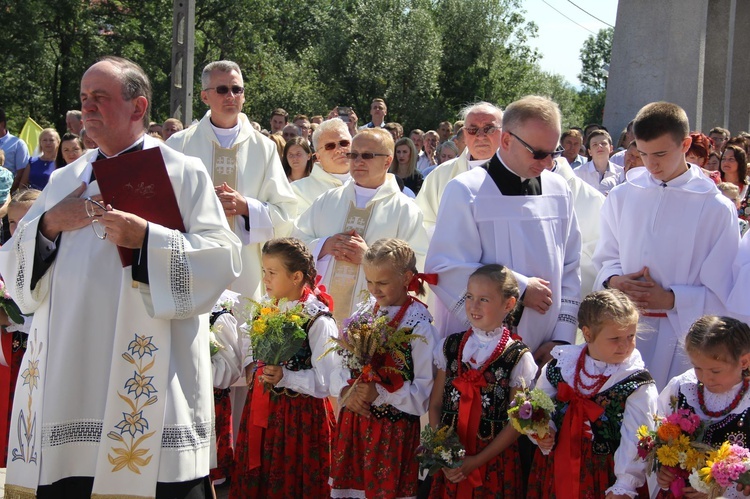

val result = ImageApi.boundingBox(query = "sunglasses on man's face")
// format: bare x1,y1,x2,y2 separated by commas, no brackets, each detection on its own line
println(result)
508,131,564,160
345,152,389,160
323,140,351,151
204,85,244,95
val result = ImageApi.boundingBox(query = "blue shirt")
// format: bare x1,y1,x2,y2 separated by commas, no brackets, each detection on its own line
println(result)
0,132,30,175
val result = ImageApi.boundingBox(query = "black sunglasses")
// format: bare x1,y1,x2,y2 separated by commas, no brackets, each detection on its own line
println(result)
345,152,389,160
323,140,351,151
204,85,244,95
508,131,564,160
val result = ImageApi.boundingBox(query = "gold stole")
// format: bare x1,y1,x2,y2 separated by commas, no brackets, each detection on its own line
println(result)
328,202,373,324
212,142,240,225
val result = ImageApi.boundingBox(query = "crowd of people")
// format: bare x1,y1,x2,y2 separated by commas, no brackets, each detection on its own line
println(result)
0,56,749,499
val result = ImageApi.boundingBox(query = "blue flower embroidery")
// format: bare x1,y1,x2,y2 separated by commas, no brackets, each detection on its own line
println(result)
125,372,157,399
128,335,158,359
114,411,149,437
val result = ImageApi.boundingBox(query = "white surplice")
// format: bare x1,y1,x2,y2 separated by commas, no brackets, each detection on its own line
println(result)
167,111,297,301
415,149,470,237
727,231,750,322
536,345,658,497
293,175,429,323
553,157,605,298
290,163,348,219
0,135,242,497
593,166,740,389
426,161,582,352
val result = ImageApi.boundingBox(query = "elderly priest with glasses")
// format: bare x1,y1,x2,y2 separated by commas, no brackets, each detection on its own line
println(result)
0,56,242,498
426,95,581,366
294,128,428,325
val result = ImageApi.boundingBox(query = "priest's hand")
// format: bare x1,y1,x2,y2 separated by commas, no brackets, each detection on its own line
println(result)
523,277,552,314
215,182,249,218
260,365,283,386
338,230,367,264
99,207,148,249
40,183,91,240
533,341,558,367
607,268,655,308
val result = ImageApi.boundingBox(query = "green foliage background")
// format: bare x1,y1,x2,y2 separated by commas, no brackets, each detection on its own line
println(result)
0,0,610,135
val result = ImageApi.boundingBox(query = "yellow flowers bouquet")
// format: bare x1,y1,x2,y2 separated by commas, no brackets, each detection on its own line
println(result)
636,408,711,495
689,442,750,498
415,425,466,475
244,298,308,368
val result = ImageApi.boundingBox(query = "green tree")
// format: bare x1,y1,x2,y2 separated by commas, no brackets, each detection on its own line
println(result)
578,27,613,92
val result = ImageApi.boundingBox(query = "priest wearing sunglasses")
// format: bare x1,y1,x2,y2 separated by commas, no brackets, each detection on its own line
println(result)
294,128,428,324
426,95,582,366
167,60,297,301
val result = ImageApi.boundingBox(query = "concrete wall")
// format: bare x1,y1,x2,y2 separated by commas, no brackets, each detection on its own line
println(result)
604,0,749,138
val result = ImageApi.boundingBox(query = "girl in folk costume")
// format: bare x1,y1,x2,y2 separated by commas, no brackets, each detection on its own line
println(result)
656,316,750,498
329,238,437,499
231,238,338,498
0,188,40,466
428,264,537,499
207,289,243,489
527,290,657,499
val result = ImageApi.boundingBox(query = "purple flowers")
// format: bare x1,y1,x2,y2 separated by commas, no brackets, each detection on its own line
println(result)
518,401,533,419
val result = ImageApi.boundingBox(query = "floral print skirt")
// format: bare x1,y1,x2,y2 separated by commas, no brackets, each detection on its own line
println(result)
330,409,420,498
230,387,334,498
209,388,233,482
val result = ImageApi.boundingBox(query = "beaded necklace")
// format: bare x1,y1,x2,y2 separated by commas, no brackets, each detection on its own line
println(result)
698,377,750,418
573,346,611,396
457,327,510,376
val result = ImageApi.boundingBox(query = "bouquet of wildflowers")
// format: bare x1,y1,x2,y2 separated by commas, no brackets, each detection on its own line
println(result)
321,308,424,406
636,408,711,496
689,442,750,498
415,425,466,475
0,278,23,325
507,382,556,439
243,298,308,367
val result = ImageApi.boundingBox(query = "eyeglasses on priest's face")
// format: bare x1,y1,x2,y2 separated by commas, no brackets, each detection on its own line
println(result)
345,152,389,161
508,131,564,160
203,85,244,95
464,125,500,136
323,140,351,151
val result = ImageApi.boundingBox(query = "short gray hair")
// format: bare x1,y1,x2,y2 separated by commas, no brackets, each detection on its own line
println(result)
312,118,351,150
66,110,82,120
459,101,503,122
98,56,152,128
201,60,243,89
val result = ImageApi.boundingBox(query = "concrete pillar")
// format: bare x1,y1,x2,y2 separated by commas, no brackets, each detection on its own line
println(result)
170,0,195,126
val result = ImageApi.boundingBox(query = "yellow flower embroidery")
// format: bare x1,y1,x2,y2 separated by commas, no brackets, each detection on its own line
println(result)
127,334,158,359
21,359,40,391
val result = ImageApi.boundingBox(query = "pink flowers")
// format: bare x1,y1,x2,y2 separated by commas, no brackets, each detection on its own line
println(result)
518,401,533,420
665,408,702,435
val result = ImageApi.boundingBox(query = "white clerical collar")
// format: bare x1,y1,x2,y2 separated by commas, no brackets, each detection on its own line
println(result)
210,120,241,148
98,135,145,159
331,172,351,183
353,183,379,208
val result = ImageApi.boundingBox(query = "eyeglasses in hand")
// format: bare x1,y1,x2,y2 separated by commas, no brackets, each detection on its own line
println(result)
85,197,108,240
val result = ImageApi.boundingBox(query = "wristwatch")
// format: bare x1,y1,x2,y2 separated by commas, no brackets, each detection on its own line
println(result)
602,275,617,289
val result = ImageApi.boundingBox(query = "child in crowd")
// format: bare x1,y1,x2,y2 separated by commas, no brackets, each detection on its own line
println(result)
429,264,537,498
207,289,243,489
329,238,436,499
0,188,40,466
231,238,338,498
656,316,750,498
718,182,749,236
527,289,657,499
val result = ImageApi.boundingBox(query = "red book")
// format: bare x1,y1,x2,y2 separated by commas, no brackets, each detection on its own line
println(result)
92,147,185,267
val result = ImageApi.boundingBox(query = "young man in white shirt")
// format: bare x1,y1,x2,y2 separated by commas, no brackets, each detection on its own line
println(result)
573,129,623,195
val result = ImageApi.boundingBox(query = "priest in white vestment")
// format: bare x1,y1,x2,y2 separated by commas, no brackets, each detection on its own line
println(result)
294,129,428,325
593,102,739,389
291,118,352,217
550,156,605,298
427,96,581,364
166,60,296,301
416,102,504,238
0,57,242,499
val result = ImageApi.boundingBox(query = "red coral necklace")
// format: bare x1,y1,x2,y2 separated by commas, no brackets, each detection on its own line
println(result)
373,296,413,329
457,327,510,376
573,346,611,396
697,377,749,418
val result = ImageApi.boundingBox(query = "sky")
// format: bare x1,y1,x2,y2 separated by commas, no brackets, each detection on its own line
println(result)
521,0,619,88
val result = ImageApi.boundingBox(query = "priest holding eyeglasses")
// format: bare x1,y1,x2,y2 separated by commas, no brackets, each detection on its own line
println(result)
294,128,428,325
426,95,581,366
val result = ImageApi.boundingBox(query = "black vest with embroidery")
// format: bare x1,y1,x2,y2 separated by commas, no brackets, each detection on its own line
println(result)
676,389,750,449
270,311,332,397
440,331,529,440
546,359,654,455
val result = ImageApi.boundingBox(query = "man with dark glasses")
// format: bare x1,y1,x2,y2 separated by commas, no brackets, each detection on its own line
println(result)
167,59,297,301
427,95,581,368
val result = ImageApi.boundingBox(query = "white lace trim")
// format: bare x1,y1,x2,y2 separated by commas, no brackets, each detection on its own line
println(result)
676,370,750,417
462,328,508,369
376,298,433,329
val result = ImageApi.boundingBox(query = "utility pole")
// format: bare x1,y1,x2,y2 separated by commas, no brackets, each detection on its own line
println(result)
170,0,195,126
